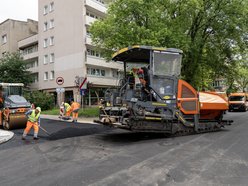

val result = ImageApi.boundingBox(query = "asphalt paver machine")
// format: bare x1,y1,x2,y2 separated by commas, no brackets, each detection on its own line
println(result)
96,46,232,135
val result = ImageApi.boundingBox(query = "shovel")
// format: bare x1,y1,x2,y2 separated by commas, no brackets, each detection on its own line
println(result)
39,125,51,136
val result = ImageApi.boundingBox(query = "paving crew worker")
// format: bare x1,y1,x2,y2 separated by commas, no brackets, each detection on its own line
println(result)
70,100,80,122
22,107,41,140
62,102,72,119
0,90,3,108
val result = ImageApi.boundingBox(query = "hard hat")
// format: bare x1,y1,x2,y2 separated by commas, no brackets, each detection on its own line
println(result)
36,107,41,112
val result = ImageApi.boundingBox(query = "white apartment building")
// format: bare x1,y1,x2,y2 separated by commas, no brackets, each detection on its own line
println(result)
0,19,38,58
18,34,39,90
37,0,122,105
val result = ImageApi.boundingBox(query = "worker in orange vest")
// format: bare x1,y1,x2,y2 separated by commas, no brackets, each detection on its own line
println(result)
70,100,80,122
22,107,41,140
0,89,3,108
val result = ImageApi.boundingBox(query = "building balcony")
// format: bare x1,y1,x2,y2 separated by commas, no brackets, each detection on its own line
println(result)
18,34,38,49
87,76,119,87
85,15,97,26
85,0,107,15
22,51,39,60
85,36,92,45
28,66,39,73
29,82,39,90
86,56,123,69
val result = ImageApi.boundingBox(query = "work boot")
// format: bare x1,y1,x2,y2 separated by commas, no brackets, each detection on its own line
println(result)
33,137,39,140
21,136,26,140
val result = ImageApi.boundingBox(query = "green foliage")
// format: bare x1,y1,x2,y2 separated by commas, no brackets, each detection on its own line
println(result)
42,107,99,117
0,52,32,86
24,90,55,111
41,108,60,115
78,107,99,117
90,0,248,89
233,59,248,92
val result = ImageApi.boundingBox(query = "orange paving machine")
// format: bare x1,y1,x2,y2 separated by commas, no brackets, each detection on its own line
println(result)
95,46,233,134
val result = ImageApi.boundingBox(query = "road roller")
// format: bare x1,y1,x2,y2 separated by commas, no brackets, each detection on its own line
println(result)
95,46,233,135
0,83,31,130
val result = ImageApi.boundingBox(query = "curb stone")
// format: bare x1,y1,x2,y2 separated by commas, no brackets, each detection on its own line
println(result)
0,130,14,144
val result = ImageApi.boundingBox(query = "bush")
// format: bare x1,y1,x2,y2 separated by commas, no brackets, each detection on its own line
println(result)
42,107,99,117
24,90,55,110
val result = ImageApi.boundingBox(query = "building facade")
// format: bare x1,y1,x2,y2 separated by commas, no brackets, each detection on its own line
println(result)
18,34,39,90
0,19,38,58
1,1,123,106
37,0,122,105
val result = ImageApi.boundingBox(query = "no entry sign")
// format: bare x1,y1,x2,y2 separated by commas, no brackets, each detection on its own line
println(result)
56,77,64,85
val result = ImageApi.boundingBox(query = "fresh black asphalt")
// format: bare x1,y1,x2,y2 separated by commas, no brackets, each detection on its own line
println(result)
0,112,248,186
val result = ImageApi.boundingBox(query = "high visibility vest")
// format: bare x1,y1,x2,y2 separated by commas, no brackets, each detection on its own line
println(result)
64,103,71,112
71,102,80,110
28,110,40,123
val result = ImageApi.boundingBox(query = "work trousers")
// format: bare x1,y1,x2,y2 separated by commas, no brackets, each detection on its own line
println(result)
65,110,71,117
23,121,39,138
72,110,79,121
72,112,78,121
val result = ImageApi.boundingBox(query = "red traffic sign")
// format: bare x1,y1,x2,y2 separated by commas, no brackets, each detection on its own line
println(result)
56,77,64,85
79,77,87,89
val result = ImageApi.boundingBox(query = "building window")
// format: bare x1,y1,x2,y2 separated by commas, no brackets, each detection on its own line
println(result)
26,60,38,69
50,36,54,46
86,29,91,36
50,53,55,63
50,19,54,29
31,73,39,83
96,0,105,4
87,49,102,58
34,73,39,82
87,67,105,77
50,71,55,80
22,45,38,55
43,5,48,15
86,11,99,19
35,60,38,67
95,51,100,57
101,70,105,76
44,72,48,80
49,2,54,12
44,22,48,31
1,34,7,44
43,38,48,48
112,69,120,78
44,55,48,64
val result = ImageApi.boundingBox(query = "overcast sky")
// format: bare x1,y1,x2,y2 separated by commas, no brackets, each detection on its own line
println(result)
0,0,38,23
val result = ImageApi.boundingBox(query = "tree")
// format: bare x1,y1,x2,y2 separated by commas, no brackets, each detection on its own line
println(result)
232,51,248,92
90,0,248,89
0,52,32,86
24,90,55,111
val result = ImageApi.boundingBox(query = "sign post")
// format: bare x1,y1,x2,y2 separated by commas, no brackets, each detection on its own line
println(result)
79,77,87,109
56,77,64,106
56,87,65,106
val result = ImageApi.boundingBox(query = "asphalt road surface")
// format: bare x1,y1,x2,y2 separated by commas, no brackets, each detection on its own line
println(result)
0,112,248,186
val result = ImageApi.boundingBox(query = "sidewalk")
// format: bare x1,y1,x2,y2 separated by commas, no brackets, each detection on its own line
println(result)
41,114,99,124
0,130,14,144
